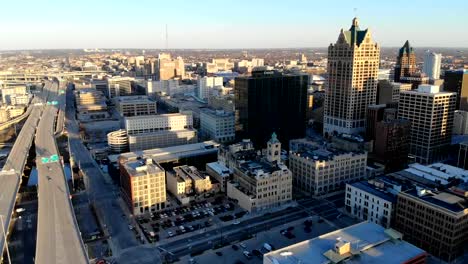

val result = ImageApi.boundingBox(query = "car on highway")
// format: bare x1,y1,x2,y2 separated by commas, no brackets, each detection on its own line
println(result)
243,251,252,259
239,242,247,249
231,244,239,251
233,220,240,225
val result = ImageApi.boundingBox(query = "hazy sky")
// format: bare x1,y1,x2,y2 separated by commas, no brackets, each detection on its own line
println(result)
1,0,467,50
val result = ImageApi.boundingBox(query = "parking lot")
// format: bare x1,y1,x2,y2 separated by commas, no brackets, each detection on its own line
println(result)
134,194,248,243
176,215,338,264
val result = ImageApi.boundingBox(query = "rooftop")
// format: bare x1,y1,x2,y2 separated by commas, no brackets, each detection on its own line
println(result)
115,95,155,103
206,162,230,177
404,163,468,186
402,188,467,213
264,221,426,264
123,158,164,177
350,181,396,203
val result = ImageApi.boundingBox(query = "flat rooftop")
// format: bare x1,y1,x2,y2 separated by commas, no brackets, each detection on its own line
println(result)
264,221,426,264
403,188,467,213
110,140,220,163
402,163,468,186
123,159,164,177
206,162,230,177
291,145,365,162
350,181,396,203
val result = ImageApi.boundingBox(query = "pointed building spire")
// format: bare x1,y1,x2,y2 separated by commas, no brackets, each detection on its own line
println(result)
352,17,359,27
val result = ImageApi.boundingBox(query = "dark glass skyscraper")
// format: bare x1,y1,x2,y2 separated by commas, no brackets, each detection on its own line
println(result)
444,69,468,111
234,70,308,149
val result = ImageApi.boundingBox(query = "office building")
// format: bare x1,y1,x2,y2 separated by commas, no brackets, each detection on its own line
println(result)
399,85,456,164
91,78,109,97
458,142,468,169
156,53,185,80
123,113,197,151
235,69,308,148
377,80,412,104
107,76,134,97
394,40,417,83
345,178,405,228
227,134,292,212
166,165,212,199
394,187,468,262
218,139,257,170
200,109,235,143
324,18,380,135
206,162,231,192
264,221,427,264
115,96,157,117
107,129,129,153
7,106,25,118
206,58,234,73
197,76,223,100
120,158,166,215
444,69,468,111
2,85,27,104
9,94,30,105
374,110,411,172
423,51,442,80
453,110,468,135
289,138,367,196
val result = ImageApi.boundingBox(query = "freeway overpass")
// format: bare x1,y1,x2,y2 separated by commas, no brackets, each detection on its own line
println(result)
0,81,54,262
35,81,88,264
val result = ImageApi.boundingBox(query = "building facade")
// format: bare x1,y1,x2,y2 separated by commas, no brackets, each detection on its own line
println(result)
227,135,292,212
398,85,456,164
289,143,367,196
120,158,166,215
394,189,468,262
235,70,308,148
377,80,412,104
107,76,134,97
324,17,380,135
107,129,129,153
423,51,442,80
453,110,468,135
115,96,157,117
197,76,223,100
200,109,235,143
444,69,468,111
394,40,417,83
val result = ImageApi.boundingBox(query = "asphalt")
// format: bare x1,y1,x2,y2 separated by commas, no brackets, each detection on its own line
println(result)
34,81,88,264
0,84,51,260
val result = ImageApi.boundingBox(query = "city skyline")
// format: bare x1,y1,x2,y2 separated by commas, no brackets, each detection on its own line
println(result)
1,0,468,50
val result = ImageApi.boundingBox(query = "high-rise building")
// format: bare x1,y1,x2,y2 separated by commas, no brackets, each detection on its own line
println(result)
394,40,416,83
120,158,166,215
324,17,380,135
423,51,442,80
156,53,185,80
374,109,411,172
200,109,235,143
197,76,223,100
376,80,412,104
235,69,308,148
398,85,456,164
443,69,468,111
115,96,157,117
107,76,134,98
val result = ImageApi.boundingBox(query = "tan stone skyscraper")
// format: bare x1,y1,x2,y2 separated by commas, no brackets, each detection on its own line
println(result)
324,18,380,135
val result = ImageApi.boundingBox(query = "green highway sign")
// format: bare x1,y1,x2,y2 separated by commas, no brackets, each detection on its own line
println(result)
50,154,59,162
41,157,50,164
52,101,58,105
46,102,51,105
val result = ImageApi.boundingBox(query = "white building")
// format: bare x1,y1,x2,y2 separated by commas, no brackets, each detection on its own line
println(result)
124,113,197,151
206,161,231,192
115,96,157,117
345,179,398,228
289,140,368,196
200,109,235,143
107,76,134,98
10,94,31,105
197,76,223,100
2,85,27,104
453,110,468,135
423,51,442,80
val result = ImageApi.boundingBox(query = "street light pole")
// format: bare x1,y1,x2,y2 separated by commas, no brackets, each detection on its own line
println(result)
0,214,12,264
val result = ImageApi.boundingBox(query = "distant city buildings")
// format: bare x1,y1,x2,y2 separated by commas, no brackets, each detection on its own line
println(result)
394,40,417,83
324,18,379,135
376,80,412,105
423,51,442,80
235,69,308,148
156,53,185,80
398,85,456,164
120,158,166,215
196,76,223,100
205,58,234,73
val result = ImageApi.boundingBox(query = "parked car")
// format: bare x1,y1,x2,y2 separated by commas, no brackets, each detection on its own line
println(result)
243,251,252,259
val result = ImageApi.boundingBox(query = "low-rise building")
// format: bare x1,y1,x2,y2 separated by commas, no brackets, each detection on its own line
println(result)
206,161,231,192
200,109,235,143
7,105,25,118
128,130,197,151
394,187,468,262
115,96,157,117
166,165,212,195
227,134,292,212
120,158,166,215
289,138,367,196
264,221,427,264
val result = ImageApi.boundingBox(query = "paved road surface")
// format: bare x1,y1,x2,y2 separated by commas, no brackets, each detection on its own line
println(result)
35,81,88,264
